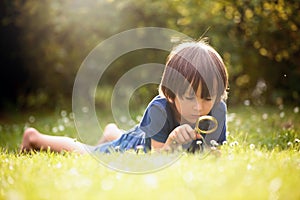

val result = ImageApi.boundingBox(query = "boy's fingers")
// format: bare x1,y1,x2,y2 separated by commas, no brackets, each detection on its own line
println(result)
177,133,185,144
183,124,196,140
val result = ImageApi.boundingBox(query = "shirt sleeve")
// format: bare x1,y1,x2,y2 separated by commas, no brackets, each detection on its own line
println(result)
139,103,170,143
204,101,227,144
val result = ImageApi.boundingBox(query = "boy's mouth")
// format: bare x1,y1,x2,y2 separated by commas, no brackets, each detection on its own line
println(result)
189,115,201,122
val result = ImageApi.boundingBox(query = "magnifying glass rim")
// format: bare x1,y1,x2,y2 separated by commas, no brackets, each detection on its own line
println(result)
195,115,218,134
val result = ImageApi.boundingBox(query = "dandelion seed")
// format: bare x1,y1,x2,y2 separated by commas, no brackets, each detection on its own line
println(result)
12,124,20,132
269,177,282,193
287,142,293,147
115,173,123,180
29,116,35,123
294,138,300,143
279,112,285,118
279,104,284,110
114,146,120,152
58,125,65,131
249,144,255,150
136,145,144,154
229,141,239,147
7,176,14,184
69,112,74,119
244,100,250,106
267,143,272,148
69,168,79,176
120,116,127,123
262,113,268,120
235,119,241,126
128,120,135,126
144,175,158,188
44,124,50,132
227,113,236,122
101,179,114,191
61,110,67,117
228,154,234,160
171,36,180,43
63,117,69,124
210,140,219,147
9,165,14,171
211,146,217,151
183,171,194,183
55,162,62,169
75,177,92,188
218,166,224,173
7,190,23,200
256,128,261,133
294,107,299,113
247,164,252,170
82,107,89,113
52,127,58,133
136,115,142,122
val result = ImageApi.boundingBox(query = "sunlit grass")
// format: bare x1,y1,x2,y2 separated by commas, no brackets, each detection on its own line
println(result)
0,105,299,199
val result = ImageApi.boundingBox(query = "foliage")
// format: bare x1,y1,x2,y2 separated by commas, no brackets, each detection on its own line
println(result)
1,0,299,109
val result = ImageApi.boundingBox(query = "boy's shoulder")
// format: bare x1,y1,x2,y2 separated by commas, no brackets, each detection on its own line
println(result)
218,100,227,111
211,100,227,115
148,95,168,108
144,95,173,118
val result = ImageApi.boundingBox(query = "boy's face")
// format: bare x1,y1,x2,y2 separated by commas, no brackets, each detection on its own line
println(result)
174,84,216,124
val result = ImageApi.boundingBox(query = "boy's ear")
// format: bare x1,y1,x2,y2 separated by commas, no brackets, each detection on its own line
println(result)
167,97,174,103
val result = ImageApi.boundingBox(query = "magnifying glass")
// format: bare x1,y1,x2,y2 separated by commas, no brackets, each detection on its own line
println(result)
194,115,218,134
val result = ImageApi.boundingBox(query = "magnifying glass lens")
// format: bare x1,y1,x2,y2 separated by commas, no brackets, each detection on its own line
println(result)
195,115,218,134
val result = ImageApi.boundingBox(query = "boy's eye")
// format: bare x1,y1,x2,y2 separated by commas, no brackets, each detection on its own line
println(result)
185,96,195,100
184,96,213,101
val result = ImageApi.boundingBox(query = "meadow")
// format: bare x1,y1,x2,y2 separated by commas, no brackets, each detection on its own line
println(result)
0,104,299,200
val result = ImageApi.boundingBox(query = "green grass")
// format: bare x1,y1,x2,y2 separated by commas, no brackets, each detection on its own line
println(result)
0,105,300,200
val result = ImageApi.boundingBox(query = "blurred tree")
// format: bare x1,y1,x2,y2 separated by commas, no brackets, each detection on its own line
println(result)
220,0,300,105
0,0,28,110
1,0,299,110
115,0,300,105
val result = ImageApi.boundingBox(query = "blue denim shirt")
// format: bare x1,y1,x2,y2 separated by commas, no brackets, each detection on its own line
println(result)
140,95,227,145
94,95,227,153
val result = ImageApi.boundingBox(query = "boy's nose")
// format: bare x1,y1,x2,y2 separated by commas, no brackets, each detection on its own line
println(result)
193,100,203,111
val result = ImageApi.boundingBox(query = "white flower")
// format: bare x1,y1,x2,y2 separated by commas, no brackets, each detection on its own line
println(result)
29,116,35,123
210,140,219,146
196,140,203,145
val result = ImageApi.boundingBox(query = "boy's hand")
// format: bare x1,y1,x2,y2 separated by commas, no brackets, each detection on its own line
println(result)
169,124,202,145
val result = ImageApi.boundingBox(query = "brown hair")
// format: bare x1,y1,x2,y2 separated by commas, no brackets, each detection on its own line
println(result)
159,40,228,103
